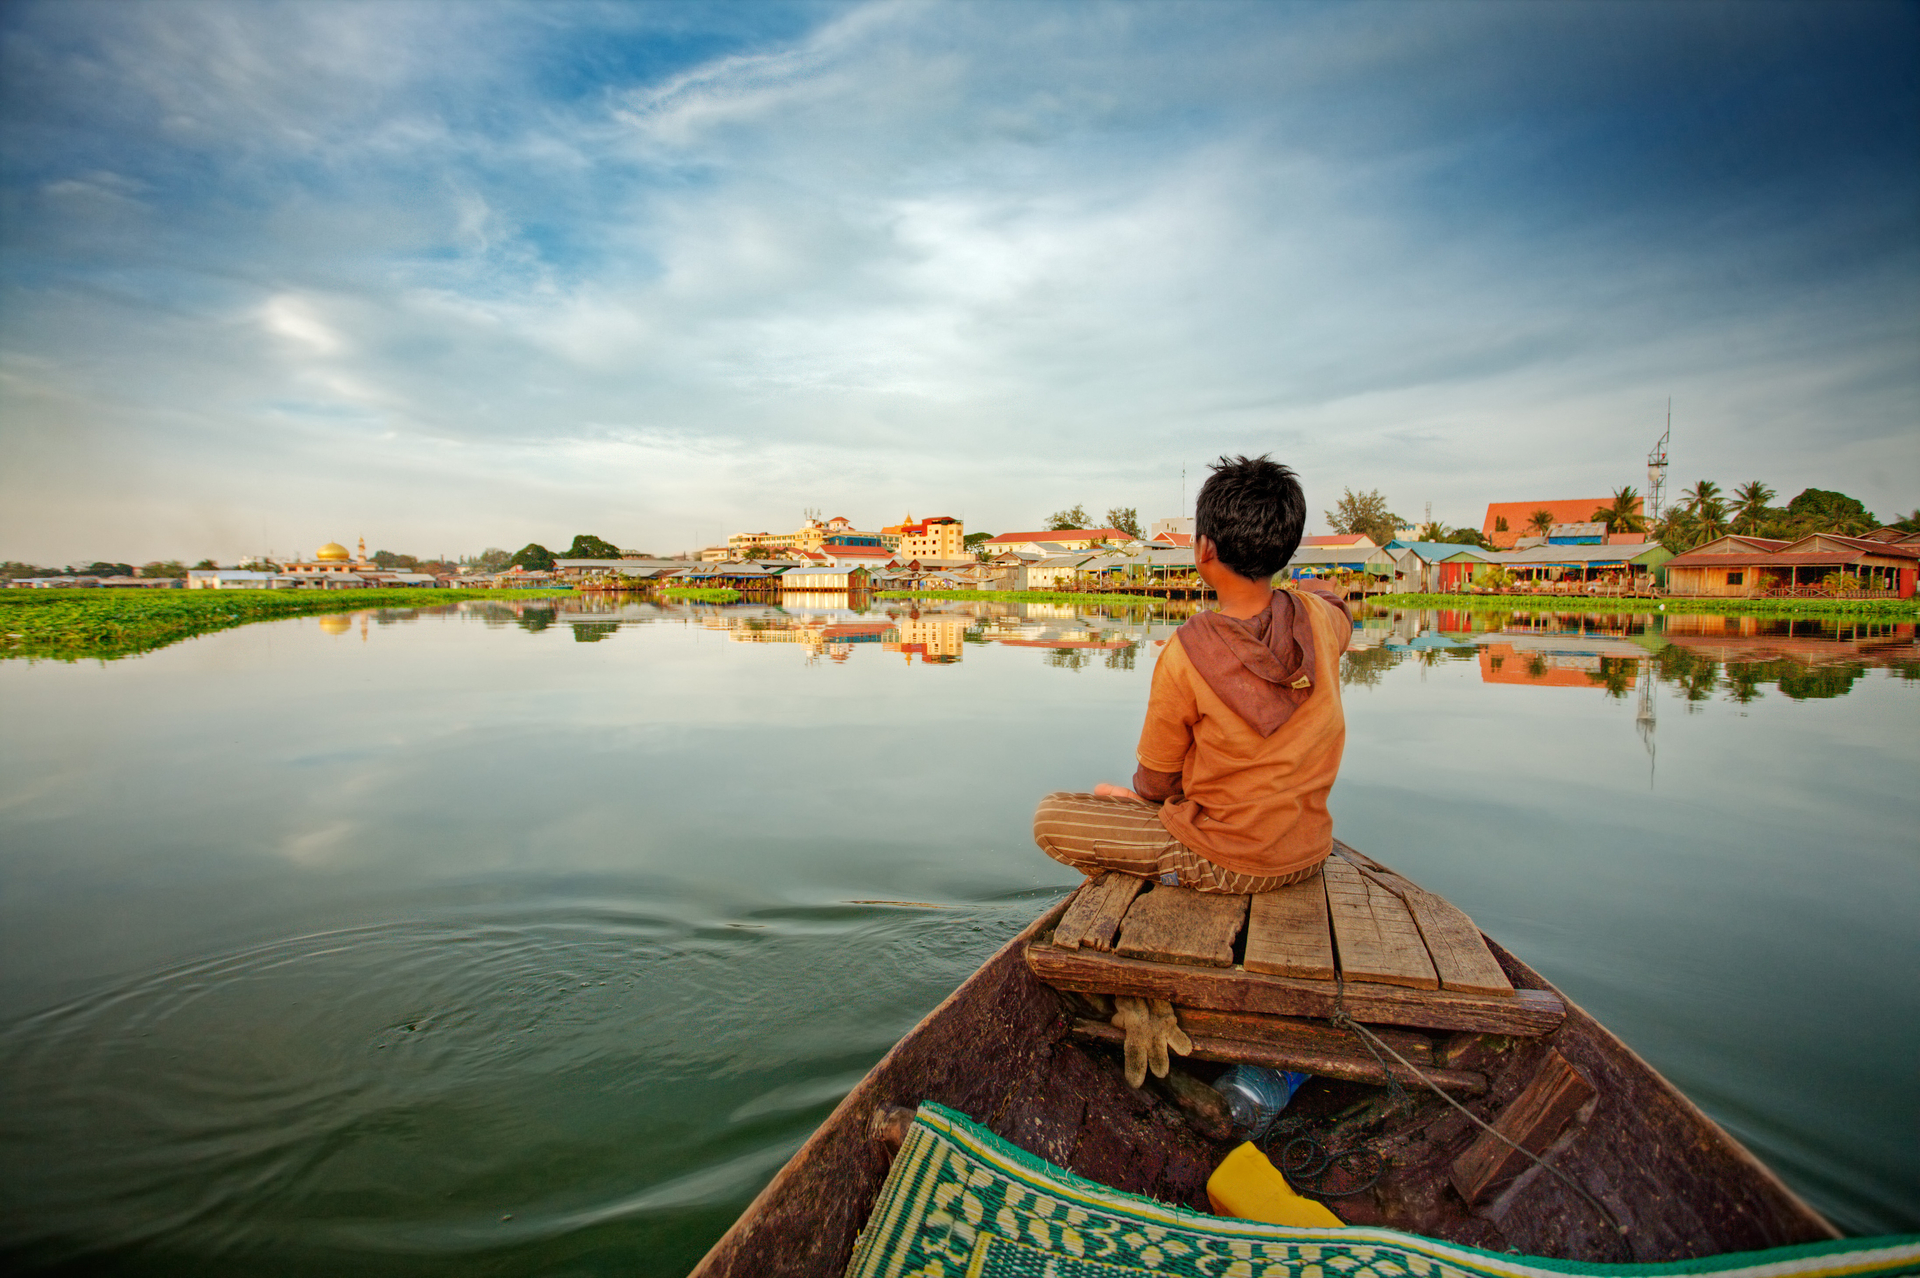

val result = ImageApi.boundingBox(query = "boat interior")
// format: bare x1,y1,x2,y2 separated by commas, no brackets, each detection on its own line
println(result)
691,844,1836,1277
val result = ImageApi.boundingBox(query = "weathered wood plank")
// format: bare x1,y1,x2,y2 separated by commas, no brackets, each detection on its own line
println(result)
1244,878,1336,979
1115,884,1248,967
1323,856,1439,990
1450,1048,1597,1206
1402,886,1513,996
1051,875,1114,950
1070,873,1147,953
1071,1020,1488,1096
1174,1006,1435,1065
1026,942,1565,1036
1332,851,1513,998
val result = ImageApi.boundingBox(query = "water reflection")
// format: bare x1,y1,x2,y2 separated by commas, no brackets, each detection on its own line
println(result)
1347,605,1917,701
314,597,1919,708
2,591,1915,1266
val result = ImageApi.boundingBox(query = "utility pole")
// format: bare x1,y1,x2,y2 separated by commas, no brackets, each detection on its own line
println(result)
1646,401,1671,523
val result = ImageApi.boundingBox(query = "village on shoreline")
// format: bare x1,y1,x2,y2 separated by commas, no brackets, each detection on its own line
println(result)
7,485,1918,605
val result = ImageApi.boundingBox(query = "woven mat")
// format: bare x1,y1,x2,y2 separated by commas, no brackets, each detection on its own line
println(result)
845,1103,1920,1278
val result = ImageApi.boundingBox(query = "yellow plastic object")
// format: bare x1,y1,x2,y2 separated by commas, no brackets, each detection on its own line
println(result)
1206,1142,1345,1227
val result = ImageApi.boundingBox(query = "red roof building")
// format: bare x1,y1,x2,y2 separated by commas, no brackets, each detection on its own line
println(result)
1301,533,1376,548
1482,498,1639,549
983,528,1133,548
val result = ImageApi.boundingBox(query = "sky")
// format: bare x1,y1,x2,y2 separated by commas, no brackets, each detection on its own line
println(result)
1,0,1915,564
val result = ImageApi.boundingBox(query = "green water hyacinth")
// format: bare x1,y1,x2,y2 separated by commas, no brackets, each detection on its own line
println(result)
0,588,570,663
659,587,741,603
877,590,1162,605
1384,593,1919,621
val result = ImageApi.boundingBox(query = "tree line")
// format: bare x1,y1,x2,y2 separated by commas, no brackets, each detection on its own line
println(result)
1043,505,1143,539
0,532,644,582
1647,482,1913,549
1320,483,1917,553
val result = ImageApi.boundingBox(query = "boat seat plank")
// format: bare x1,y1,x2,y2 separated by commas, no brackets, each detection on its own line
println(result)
1054,873,1146,953
1028,942,1565,1036
1323,856,1440,990
1401,885,1514,997
1330,843,1511,995
1070,1019,1488,1096
1052,874,1120,951
1173,1006,1435,1065
1450,1048,1597,1206
1114,885,1248,968
1243,878,1336,980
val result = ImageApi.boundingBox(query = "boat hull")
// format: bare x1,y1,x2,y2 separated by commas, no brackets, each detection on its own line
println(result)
690,895,1834,1276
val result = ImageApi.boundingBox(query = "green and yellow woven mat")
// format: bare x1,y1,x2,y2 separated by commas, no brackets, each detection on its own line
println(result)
845,1103,1919,1278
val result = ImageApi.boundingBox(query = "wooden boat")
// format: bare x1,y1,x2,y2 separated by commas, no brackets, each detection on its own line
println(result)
690,844,1838,1276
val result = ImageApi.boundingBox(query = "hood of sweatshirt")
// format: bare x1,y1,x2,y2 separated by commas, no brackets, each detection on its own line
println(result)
1175,587,1348,736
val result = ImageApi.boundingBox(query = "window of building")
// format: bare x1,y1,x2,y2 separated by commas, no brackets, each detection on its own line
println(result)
1727,571,1743,585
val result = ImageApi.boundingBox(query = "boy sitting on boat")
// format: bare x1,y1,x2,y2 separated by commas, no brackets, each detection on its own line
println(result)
1034,454,1353,894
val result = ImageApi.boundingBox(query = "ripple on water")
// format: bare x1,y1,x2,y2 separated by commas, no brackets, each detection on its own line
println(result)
0,898,1033,1274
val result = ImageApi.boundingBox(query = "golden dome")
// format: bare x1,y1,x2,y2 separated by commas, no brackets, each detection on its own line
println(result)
315,542,350,562
316,614,352,635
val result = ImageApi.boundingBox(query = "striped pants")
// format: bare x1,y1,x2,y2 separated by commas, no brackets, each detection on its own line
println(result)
1031,791,1324,894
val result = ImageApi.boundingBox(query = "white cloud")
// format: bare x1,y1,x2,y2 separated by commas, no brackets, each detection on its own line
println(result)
0,1,1914,562
259,295,344,356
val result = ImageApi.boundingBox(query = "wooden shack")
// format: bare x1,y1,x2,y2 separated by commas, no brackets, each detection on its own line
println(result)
1663,533,1918,599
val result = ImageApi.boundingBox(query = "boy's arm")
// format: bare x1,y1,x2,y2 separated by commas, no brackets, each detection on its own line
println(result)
1295,582,1356,644
1131,637,1199,803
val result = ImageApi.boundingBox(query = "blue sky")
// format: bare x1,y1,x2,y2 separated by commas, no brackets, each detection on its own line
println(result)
2,0,1915,563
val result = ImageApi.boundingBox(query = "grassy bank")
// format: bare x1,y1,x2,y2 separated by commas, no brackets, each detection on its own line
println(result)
876,589,1162,605
0,587,569,663
1376,592,1920,621
659,587,741,603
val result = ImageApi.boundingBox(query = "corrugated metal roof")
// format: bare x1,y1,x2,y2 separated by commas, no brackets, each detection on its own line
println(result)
1666,550,1892,568
1385,541,1491,561
1481,543,1671,565
1285,545,1395,567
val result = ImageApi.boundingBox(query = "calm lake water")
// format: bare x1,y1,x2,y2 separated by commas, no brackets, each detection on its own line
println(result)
2,597,1916,1274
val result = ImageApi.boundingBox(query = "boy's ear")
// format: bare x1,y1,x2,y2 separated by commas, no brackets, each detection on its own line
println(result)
1194,535,1216,563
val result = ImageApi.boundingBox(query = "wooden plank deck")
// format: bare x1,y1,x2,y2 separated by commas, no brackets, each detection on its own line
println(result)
1322,856,1440,990
1029,943,1564,1036
1027,848,1554,1042
1052,872,1146,952
1114,885,1247,967
1243,878,1336,979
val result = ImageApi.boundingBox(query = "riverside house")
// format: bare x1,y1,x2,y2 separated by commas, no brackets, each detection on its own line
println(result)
1662,533,1918,599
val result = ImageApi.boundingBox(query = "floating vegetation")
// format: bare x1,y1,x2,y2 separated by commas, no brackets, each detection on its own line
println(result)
660,587,742,603
876,590,1162,605
1383,592,1920,621
0,588,568,663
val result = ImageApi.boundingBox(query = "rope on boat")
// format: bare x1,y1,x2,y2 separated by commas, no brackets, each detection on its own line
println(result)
1327,966,1630,1245
1262,1117,1390,1197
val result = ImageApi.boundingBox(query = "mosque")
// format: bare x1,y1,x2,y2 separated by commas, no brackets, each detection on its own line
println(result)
281,538,375,578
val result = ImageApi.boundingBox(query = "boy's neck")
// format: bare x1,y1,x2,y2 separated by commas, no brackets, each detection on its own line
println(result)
1195,537,1275,618
1213,574,1274,619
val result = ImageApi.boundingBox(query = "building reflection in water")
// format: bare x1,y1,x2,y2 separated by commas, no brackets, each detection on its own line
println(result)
443,594,1915,715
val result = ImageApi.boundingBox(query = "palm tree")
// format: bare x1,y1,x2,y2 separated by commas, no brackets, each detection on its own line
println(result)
1681,480,1727,544
1730,481,1775,535
1526,509,1555,536
1589,485,1645,535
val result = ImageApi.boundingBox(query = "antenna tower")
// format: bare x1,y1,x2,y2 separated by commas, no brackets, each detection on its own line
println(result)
1646,401,1671,522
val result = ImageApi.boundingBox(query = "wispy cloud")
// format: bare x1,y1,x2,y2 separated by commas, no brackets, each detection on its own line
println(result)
1,0,1914,562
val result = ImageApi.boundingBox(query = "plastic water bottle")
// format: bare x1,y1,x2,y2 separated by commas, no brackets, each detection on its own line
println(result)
1214,1065,1312,1140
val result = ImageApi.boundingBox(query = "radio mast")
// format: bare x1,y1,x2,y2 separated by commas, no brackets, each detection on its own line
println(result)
1646,402,1671,522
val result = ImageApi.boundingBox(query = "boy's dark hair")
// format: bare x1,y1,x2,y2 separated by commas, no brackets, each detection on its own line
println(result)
1194,454,1306,580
